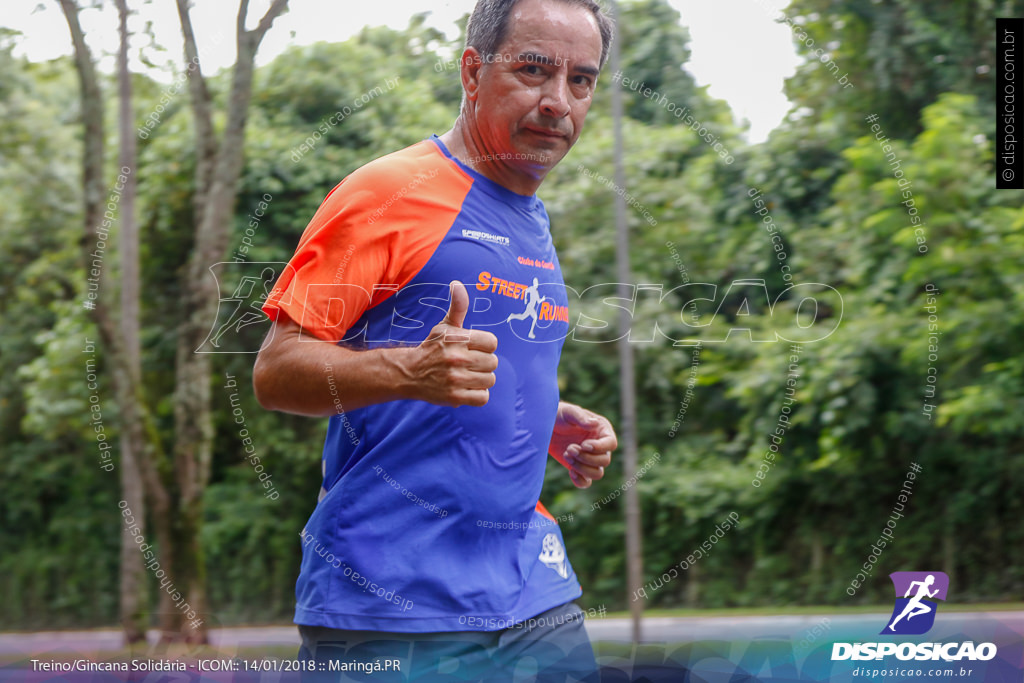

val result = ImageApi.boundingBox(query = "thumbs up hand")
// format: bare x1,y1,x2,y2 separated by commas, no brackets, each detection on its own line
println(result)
407,281,498,407
440,278,471,335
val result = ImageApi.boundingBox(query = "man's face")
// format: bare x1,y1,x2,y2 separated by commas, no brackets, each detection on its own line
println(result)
464,0,603,177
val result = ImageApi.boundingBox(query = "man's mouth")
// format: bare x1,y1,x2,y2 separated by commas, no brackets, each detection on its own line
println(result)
525,126,566,139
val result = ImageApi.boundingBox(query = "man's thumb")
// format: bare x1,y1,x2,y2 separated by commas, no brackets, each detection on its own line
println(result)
443,280,469,328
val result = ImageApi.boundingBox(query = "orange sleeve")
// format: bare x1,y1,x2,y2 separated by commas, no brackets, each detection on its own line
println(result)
262,142,472,342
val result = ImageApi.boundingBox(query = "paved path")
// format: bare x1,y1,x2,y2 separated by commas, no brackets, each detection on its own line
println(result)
3,611,1021,655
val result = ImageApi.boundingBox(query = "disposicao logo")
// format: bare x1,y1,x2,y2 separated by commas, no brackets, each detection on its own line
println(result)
882,571,948,635
832,571,998,663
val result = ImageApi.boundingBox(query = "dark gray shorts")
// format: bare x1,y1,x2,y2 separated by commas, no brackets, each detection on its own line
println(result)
296,601,598,682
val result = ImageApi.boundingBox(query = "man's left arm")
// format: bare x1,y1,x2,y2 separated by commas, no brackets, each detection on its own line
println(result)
549,401,617,488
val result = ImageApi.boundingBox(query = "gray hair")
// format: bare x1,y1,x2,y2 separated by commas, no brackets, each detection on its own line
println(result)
466,0,614,70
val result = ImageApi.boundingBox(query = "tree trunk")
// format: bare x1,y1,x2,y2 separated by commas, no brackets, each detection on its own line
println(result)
60,0,172,646
943,508,956,590
686,560,700,607
114,0,148,645
809,528,824,602
608,0,644,643
169,0,289,644
63,0,288,644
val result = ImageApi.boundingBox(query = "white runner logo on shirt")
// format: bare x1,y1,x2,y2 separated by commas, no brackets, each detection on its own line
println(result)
461,229,510,246
505,277,547,339
539,533,569,579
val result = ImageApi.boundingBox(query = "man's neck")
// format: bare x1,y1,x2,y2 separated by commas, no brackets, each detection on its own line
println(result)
439,118,544,196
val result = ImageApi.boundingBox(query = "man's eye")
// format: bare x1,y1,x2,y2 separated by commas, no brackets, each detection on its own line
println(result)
521,64,544,76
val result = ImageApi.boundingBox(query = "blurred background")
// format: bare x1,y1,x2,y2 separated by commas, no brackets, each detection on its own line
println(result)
1,0,1022,651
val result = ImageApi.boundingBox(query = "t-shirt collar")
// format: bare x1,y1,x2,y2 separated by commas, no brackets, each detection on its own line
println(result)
429,135,540,211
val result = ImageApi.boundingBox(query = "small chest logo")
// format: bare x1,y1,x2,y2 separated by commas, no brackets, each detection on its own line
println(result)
539,533,569,579
461,229,510,247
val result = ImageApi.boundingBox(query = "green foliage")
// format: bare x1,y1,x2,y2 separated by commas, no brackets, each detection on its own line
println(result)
782,0,1018,139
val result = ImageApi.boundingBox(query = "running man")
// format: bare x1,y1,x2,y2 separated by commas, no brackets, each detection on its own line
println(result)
254,0,616,680
506,276,548,339
209,267,275,348
888,574,939,631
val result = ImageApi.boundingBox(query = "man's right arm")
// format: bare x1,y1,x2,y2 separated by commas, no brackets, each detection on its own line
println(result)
253,281,498,416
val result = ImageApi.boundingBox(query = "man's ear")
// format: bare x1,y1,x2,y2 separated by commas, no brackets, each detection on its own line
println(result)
460,47,484,102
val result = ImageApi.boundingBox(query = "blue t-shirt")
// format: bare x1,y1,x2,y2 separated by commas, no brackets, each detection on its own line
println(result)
264,136,581,632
